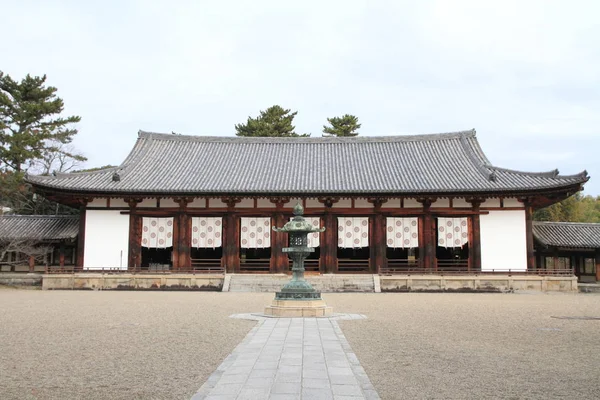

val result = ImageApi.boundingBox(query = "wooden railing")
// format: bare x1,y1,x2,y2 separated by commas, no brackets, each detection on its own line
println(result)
239,258,270,272
288,258,320,272
44,266,225,274
337,258,370,273
384,259,420,274
379,266,574,276
436,259,469,270
190,258,225,273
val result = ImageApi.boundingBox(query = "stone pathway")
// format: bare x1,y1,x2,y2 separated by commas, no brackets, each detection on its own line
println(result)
192,314,380,400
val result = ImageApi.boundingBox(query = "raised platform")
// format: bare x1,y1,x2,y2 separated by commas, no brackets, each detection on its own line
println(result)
380,274,579,293
0,272,581,292
264,299,333,317
42,273,224,291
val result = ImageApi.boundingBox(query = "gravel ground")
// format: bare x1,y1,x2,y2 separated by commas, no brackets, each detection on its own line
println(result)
0,289,272,400
332,292,600,399
1,289,599,400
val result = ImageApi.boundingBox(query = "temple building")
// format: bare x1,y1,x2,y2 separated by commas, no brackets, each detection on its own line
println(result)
0,215,79,272
26,130,589,275
533,222,600,282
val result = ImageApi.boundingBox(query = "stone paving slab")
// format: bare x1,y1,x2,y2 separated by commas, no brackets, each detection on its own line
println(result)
192,314,379,400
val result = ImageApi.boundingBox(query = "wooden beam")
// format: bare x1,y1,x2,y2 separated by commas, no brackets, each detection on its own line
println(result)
525,205,535,271
76,204,87,270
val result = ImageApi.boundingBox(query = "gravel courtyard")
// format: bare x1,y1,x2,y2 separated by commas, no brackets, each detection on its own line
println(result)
1,289,599,399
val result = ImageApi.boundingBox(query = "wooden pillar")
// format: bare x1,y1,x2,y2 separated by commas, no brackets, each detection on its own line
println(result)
595,249,600,282
76,204,87,271
28,255,35,272
320,198,338,274
59,244,65,268
368,199,386,274
468,199,482,272
223,213,240,273
271,212,287,274
127,200,142,271
525,205,535,271
175,199,191,270
419,199,435,270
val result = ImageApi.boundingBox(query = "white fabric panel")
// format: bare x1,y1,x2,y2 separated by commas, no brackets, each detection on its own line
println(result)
437,217,468,248
191,217,222,248
386,217,419,248
290,217,320,247
241,217,271,248
142,217,174,248
337,217,369,248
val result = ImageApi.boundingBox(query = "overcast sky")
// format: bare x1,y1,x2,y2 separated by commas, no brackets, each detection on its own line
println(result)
3,0,598,194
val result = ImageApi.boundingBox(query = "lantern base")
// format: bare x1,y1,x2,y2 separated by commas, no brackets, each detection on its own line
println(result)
264,299,333,318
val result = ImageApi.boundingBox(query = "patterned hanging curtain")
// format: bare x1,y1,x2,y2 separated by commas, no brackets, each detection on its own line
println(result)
142,217,174,248
386,217,419,248
437,217,469,248
240,217,271,248
290,217,320,247
337,217,369,248
191,217,222,248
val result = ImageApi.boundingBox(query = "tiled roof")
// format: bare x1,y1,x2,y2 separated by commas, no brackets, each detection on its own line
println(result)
27,130,588,195
0,215,79,241
533,222,600,249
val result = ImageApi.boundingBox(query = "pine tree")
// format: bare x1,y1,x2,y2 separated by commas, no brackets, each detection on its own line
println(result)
322,114,361,137
0,72,85,173
235,105,308,137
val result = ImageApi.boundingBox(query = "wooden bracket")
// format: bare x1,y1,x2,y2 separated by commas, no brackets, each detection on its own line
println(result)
318,197,339,208
222,196,242,209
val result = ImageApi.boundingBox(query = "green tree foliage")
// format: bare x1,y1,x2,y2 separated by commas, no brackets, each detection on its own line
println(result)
534,193,600,223
0,72,86,215
235,105,308,137
322,114,361,137
0,71,86,173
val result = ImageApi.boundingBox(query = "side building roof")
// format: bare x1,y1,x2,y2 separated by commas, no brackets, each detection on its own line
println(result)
0,215,79,241
533,221,600,249
26,129,588,196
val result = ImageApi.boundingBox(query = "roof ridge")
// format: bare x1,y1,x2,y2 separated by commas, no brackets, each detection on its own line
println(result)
137,129,477,143
0,214,78,218
458,132,495,181
533,221,600,226
489,166,589,180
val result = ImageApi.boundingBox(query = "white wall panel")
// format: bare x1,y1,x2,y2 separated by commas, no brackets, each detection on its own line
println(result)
84,210,129,270
480,210,527,271
257,198,276,208
503,198,523,207
403,198,421,208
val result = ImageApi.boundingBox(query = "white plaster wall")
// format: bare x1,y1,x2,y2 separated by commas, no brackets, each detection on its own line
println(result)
257,198,276,208
480,210,527,271
138,198,156,208
284,198,303,208
504,198,523,207
109,198,128,208
354,199,372,208
237,198,254,208
332,199,352,208
209,198,227,208
453,198,470,208
189,198,206,208
87,198,106,207
161,198,178,208
431,199,450,208
481,198,501,208
382,199,400,208
403,198,421,208
305,198,321,208
84,210,129,270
